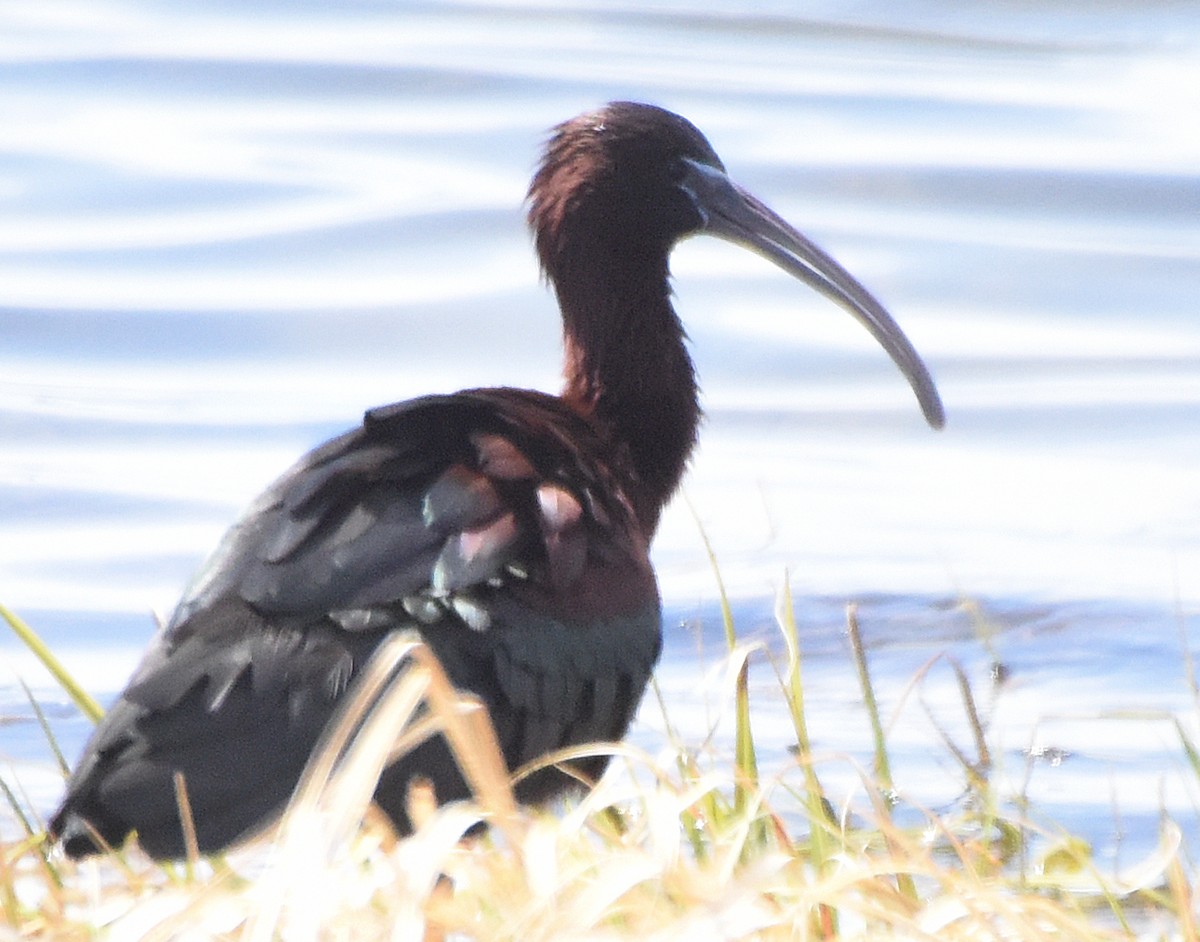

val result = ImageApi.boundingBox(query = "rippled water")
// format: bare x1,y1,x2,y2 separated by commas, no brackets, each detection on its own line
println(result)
3,0,1199,871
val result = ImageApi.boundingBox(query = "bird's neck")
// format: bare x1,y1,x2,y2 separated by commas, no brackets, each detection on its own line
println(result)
556,256,700,537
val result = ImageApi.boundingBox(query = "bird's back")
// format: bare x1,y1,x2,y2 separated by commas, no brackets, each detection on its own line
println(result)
51,389,662,858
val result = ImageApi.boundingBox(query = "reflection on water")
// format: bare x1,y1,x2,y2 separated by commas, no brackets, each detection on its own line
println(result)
2,0,1199,868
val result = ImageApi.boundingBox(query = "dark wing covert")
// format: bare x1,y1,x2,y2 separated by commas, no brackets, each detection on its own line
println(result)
51,389,662,858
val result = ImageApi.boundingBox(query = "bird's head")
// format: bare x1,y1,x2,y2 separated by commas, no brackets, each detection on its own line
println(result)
528,102,945,430
528,101,724,264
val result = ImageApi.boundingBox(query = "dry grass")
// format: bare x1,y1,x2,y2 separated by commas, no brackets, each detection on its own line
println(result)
3,589,1197,941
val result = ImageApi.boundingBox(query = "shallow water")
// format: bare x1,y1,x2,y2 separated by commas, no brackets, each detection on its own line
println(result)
2,0,1199,875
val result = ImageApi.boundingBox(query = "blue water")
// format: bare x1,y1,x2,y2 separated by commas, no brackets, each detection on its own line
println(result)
3,0,1199,879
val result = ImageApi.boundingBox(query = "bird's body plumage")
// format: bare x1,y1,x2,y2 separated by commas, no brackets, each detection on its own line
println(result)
51,102,941,859
53,390,661,857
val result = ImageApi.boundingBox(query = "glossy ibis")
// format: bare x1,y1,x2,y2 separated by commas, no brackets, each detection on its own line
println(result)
50,101,943,859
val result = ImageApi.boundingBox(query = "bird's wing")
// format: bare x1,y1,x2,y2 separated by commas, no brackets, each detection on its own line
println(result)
53,390,661,856
128,389,658,712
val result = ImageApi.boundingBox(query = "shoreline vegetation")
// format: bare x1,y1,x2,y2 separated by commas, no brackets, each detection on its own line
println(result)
2,586,1196,940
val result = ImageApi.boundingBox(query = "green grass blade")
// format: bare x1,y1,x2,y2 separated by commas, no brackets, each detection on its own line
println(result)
731,649,759,821
19,678,71,778
775,575,838,935
845,604,918,904
845,604,892,787
1,603,103,724
0,774,34,841
683,497,760,831
683,495,736,652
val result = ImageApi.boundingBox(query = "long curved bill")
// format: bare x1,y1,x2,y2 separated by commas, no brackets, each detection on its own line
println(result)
680,158,944,430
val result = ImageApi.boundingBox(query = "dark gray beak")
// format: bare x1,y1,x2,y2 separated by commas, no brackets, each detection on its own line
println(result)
680,158,945,430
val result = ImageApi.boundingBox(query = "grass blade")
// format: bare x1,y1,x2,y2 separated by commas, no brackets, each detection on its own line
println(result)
1,604,103,724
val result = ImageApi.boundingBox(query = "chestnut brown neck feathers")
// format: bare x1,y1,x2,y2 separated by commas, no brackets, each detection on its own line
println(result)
527,103,720,534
